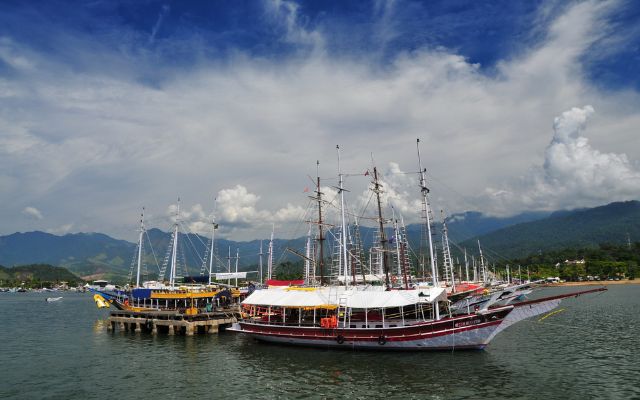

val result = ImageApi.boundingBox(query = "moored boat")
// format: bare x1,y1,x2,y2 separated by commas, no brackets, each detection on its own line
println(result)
231,286,605,350
231,141,608,350
89,203,244,314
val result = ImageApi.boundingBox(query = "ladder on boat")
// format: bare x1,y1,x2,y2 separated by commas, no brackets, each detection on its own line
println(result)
337,296,348,328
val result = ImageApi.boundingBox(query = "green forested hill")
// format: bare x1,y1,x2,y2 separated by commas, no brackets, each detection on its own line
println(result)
0,264,83,286
463,201,640,259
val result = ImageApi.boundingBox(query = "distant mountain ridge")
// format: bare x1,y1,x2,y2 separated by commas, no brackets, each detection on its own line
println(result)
0,231,135,280
462,200,640,259
1,201,637,281
444,210,552,242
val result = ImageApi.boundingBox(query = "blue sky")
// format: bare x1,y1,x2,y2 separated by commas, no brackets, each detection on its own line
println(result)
1,0,637,87
1,0,639,240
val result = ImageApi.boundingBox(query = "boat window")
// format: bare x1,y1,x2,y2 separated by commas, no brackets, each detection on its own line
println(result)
350,325,356,328
375,324,382,328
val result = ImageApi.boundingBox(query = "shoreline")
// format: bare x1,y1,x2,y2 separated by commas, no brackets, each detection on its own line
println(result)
549,280,639,287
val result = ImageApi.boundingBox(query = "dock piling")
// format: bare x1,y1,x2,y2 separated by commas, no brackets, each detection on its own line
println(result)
105,308,239,336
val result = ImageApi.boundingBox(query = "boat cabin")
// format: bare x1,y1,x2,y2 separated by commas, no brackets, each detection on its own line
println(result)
241,287,448,329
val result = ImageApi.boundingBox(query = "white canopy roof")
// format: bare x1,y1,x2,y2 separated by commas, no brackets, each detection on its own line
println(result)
242,286,447,308
215,272,247,280
242,288,330,307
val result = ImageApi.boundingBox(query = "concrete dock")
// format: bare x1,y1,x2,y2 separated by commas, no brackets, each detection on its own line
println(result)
106,307,240,336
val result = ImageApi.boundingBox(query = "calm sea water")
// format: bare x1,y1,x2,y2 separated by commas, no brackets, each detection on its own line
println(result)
0,285,638,400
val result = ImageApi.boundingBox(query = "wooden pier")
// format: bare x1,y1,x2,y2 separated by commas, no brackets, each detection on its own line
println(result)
106,307,240,336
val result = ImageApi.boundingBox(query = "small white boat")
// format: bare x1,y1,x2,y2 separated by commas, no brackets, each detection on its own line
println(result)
46,297,63,302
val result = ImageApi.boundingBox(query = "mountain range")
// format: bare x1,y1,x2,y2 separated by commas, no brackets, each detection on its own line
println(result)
0,200,637,282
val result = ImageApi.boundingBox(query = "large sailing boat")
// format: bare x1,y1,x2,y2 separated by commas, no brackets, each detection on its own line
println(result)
230,141,606,350
90,200,238,312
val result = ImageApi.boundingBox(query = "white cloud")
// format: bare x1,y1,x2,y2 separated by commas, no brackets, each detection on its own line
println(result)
216,185,270,226
484,105,640,213
161,186,308,238
0,0,638,240
46,223,73,235
266,0,325,51
22,206,43,220
150,4,170,44
0,37,34,70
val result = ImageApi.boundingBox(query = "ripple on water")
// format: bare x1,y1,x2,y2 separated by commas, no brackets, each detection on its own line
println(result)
0,286,639,399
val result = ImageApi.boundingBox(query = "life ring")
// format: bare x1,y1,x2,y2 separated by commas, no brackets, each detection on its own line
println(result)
336,335,345,344
378,335,387,345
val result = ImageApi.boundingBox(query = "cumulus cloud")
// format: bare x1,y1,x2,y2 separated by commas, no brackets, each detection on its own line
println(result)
0,0,638,240
22,206,43,220
163,186,307,237
216,185,271,226
485,105,640,212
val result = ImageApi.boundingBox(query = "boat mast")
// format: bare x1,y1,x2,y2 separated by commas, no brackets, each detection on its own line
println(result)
169,198,180,287
227,246,231,286
258,241,264,284
472,255,477,282
315,161,326,285
416,139,438,288
441,210,455,292
135,207,145,288
353,216,367,284
478,240,487,284
235,248,239,287
305,224,312,285
464,248,469,283
392,209,401,277
399,214,410,290
207,201,218,285
337,145,350,288
518,265,522,283
372,166,390,288
267,225,274,281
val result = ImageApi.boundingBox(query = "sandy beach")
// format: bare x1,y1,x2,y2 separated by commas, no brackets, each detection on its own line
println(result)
552,280,639,287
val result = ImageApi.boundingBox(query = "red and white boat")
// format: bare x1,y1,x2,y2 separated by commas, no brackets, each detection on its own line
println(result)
231,142,606,350
230,285,605,350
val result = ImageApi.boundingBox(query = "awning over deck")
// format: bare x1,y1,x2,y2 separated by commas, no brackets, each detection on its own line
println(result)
242,287,447,309
242,288,330,308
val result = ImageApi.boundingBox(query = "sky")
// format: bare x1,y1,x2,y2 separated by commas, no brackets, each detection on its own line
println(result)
1,0,639,241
